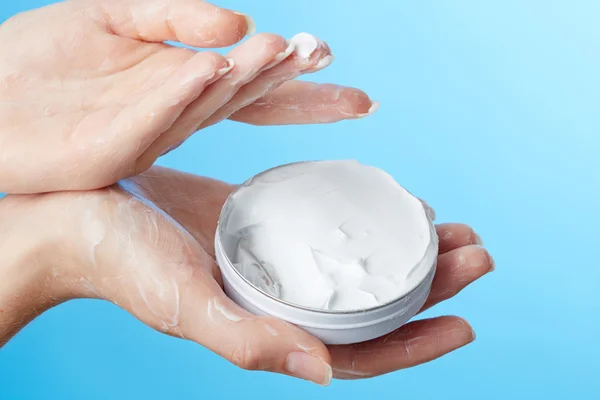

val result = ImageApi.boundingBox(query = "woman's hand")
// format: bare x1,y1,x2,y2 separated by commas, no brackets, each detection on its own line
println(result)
0,0,376,194
0,167,493,385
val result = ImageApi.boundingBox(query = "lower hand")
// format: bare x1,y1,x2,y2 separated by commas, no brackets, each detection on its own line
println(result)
0,167,494,385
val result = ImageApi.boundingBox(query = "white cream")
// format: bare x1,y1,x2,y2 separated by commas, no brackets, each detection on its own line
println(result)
220,160,438,312
289,32,323,59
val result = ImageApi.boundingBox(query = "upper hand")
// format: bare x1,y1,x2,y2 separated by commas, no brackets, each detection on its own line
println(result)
0,0,376,194
0,167,494,385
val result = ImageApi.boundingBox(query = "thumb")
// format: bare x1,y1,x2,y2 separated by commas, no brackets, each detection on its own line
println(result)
177,270,333,386
98,0,255,47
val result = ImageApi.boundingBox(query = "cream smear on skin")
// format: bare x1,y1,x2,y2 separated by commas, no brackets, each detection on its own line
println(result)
221,160,438,312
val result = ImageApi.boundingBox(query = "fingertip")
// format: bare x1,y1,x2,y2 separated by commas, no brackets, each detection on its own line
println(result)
420,198,437,221
134,155,157,177
201,51,229,68
185,4,254,47
336,87,376,117
285,351,332,386
465,245,494,273
448,316,477,343
436,223,481,253
356,100,380,118
184,50,226,74
420,316,476,353
213,10,251,46
232,11,256,36
247,33,289,54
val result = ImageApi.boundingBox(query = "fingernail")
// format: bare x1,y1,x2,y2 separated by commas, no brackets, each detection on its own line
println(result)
309,54,334,72
356,101,380,118
489,255,496,272
285,352,332,386
234,12,256,36
421,200,436,221
216,58,235,76
474,233,484,246
275,41,296,63
160,140,183,156
262,41,296,70
206,59,235,84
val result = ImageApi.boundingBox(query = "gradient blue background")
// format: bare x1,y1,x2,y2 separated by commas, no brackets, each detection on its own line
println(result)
1,0,599,399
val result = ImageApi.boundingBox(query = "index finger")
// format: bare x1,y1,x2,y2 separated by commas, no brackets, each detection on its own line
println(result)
99,0,255,47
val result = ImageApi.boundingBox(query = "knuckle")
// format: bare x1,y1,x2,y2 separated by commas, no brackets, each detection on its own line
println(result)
230,344,261,371
253,33,287,52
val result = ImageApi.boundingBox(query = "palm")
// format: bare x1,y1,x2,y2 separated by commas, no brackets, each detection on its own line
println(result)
45,167,491,382
0,0,373,194
1,5,189,176
138,168,492,378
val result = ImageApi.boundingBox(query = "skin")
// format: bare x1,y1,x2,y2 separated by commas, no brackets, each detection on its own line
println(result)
0,0,374,194
0,167,494,385
0,0,494,387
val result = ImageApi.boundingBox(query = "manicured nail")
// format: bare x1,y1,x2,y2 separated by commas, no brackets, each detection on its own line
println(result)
285,352,332,386
262,41,296,70
356,101,380,118
275,41,296,63
421,200,436,221
206,59,235,85
217,58,235,76
489,254,496,272
309,54,334,72
234,12,256,36
160,140,183,156
474,233,484,246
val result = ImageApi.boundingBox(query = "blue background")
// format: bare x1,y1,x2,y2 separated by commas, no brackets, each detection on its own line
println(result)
1,0,599,399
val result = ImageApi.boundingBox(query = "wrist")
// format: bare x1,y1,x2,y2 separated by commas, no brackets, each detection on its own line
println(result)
0,194,63,346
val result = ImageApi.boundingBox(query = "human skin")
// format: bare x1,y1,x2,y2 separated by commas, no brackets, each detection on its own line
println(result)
0,0,375,194
0,166,494,385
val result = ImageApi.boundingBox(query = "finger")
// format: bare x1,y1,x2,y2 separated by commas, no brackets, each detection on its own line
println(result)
420,199,436,221
155,32,332,158
76,203,333,387
329,316,475,379
229,80,378,125
98,0,254,47
421,245,494,312
92,52,230,183
176,262,333,386
198,33,335,130
135,33,289,170
436,223,483,254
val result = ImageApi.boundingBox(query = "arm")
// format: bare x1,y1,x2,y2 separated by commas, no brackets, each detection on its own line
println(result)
0,196,58,346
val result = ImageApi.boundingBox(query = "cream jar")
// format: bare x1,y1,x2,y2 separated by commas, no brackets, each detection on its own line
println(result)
214,160,438,345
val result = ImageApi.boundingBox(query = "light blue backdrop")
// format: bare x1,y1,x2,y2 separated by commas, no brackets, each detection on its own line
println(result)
1,0,599,399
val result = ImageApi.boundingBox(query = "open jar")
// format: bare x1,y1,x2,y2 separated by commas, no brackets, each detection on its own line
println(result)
215,160,438,345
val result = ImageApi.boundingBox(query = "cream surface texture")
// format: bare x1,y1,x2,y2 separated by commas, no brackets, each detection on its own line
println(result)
220,160,437,312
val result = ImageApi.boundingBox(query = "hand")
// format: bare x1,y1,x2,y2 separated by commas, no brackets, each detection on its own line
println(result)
0,0,376,194
0,167,494,385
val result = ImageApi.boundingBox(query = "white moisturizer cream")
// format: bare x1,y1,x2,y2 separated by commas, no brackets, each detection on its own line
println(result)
218,160,438,313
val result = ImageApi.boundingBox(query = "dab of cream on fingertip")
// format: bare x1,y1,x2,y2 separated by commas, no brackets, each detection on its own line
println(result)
289,32,325,59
